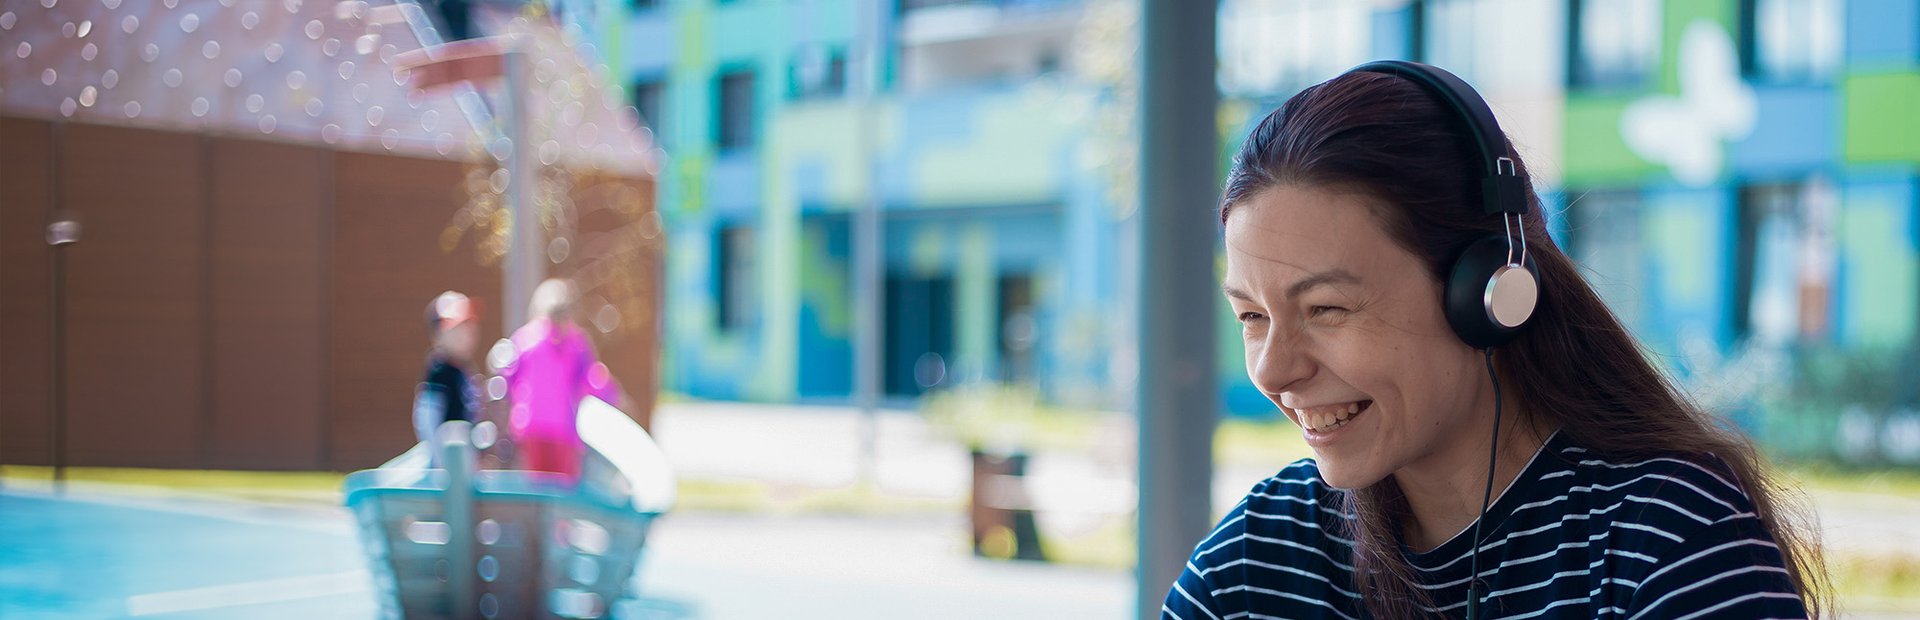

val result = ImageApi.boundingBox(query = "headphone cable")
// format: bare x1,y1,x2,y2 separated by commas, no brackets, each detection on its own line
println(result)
1467,348,1503,619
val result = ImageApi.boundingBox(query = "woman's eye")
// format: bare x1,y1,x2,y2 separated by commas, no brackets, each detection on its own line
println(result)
1308,305,1347,317
1237,312,1265,323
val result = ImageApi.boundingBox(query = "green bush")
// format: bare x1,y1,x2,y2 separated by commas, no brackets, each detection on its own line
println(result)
922,382,1103,454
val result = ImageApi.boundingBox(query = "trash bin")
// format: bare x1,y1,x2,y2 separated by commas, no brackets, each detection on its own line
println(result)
968,449,1046,562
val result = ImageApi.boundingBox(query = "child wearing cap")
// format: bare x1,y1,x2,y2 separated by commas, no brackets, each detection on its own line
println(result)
414,290,485,461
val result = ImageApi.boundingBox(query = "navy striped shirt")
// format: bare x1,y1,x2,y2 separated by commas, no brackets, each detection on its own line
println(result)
1163,433,1808,619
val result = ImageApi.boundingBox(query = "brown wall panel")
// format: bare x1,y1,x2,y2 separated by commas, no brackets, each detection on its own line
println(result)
565,174,662,431
60,124,205,467
0,117,54,465
329,151,498,470
206,138,328,470
4,117,661,472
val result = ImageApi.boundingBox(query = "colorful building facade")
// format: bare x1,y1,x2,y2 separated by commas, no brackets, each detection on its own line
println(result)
590,0,1131,409
576,0,1920,432
1213,0,1920,457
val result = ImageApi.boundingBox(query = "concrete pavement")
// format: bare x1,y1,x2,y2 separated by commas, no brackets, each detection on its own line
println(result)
0,481,1127,619
2,400,1916,618
0,483,375,619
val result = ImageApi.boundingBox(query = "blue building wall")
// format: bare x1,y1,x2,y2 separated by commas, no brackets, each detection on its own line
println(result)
603,0,1920,423
611,1,1128,409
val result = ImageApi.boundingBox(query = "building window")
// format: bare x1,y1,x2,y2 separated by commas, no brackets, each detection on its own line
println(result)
899,0,969,11
884,273,955,396
997,274,1038,384
1569,0,1660,89
631,77,666,141
1565,189,1645,329
789,47,847,100
1735,180,1837,345
1216,0,1370,96
1740,0,1841,83
715,225,757,332
1423,0,1472,72
1421,0,1555,88
715,69,756,152
1422,0,1497,84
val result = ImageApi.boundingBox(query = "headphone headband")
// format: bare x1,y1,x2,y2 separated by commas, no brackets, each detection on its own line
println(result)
1350,60,1526,216
1336,60,1538,349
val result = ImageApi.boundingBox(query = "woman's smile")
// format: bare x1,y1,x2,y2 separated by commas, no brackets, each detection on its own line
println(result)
1290,399,1370,431
1288,400,1373,445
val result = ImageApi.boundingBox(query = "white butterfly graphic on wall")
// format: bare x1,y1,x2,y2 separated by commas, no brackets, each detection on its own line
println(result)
1620,20,1757,187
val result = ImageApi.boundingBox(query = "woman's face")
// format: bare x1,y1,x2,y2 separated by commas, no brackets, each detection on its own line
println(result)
1222,184,1491,490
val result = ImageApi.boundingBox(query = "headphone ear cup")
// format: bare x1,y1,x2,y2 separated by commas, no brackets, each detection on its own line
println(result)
1445,235,1537,349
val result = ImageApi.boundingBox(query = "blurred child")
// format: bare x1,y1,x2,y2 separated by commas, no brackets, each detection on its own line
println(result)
500,279,620,480
414,290,484,462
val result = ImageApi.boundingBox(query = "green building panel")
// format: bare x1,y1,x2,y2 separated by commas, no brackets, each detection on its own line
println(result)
955,223,999,378
669,4,713,154
1657,0,1736,93
1843,71,1920,164
770,101,899,208
1839,195,1919,347
909,86,1082,208
1644,202,1720,309
1562,94,1661,187
798,222,855,339
752,162,803,402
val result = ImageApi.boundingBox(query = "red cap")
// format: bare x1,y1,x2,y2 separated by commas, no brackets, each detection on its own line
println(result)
427,290,482,332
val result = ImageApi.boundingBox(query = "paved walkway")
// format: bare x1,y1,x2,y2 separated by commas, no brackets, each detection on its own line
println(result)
651,401,1920,562
2,400,1916,618
0,480,1126,619
650,401,1258,519
0,483,374,619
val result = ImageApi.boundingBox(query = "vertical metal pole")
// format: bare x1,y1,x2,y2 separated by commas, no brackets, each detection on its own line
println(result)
440,420,477,619
852,0,886,485
503,47,543,332
48,121,69,495
1134,0,1218,618
50,243,66,494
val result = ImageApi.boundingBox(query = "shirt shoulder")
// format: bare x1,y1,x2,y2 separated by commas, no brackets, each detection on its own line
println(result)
1552,442,1756,529
1563,445,1808,617
1165,458,1358,620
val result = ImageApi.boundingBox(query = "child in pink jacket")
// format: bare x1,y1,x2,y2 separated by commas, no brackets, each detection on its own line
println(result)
501,279,620,480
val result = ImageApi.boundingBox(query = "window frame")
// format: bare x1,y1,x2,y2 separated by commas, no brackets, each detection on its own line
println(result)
713,67,758,153
787,47,848,101
713,223,758,333
630,75,667,142
1566,0,1663,91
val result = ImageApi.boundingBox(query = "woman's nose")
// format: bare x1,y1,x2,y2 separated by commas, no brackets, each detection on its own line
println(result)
1249,329,1313,394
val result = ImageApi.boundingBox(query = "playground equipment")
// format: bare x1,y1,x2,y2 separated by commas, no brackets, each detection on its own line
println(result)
344,397,673,619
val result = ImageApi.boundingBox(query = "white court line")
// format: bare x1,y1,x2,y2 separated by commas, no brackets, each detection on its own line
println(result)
125,570,372,617
0,483,352,536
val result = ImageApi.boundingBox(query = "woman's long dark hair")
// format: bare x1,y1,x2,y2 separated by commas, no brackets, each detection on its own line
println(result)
1221,70,1827,619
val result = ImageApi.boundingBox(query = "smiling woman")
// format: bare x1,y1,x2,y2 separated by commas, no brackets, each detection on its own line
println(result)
1163,62,1827,620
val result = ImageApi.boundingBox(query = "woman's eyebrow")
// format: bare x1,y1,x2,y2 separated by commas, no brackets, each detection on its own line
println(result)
1221,269,1360,302
1285,269,1360,300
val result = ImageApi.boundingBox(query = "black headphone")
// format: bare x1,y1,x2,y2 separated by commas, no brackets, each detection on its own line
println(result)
1350,60,1539,349
1345,60,1538,619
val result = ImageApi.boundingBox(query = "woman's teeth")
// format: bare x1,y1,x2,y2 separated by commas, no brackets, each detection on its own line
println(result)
1295,402,1364,432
